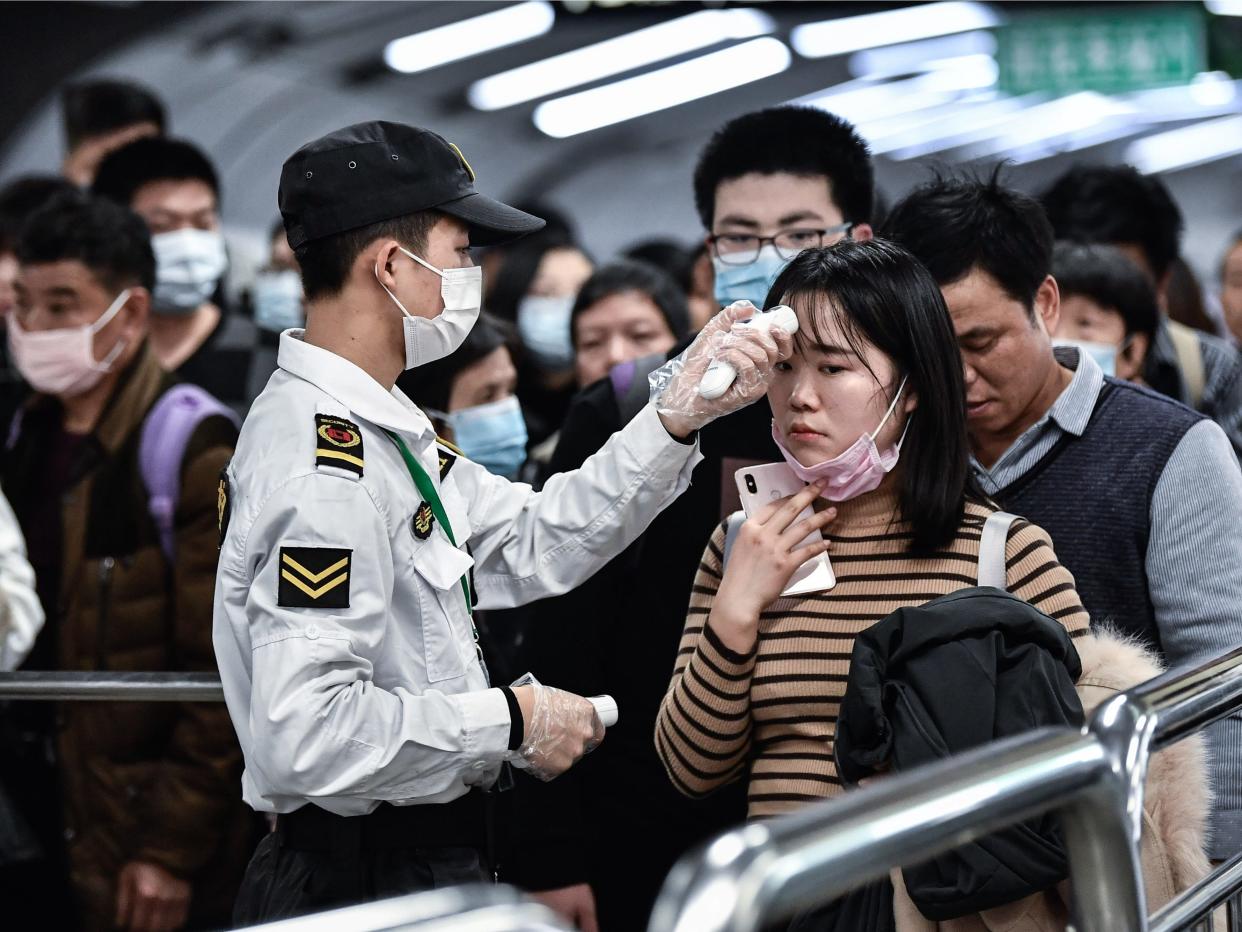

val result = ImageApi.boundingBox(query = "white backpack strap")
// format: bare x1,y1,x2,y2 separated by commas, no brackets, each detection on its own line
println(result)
978,511,1018,590
721,510,746,570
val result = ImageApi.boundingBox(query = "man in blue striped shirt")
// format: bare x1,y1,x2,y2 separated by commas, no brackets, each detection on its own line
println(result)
885,171,1242,859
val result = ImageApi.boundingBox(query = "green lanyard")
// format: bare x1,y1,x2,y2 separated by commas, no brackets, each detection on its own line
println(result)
383,430,474,617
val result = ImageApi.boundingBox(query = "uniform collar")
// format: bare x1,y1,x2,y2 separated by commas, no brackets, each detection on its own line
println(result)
277,329,433,440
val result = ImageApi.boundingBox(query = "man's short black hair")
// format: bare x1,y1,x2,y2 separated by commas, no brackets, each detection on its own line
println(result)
883,168,1053,311
693,106,874,230
62,78,166,150
0,175,78,255
1053,241,1160,340
92,136,219,206
17,191,156,293
1040,164,1183,281
294,211,438,301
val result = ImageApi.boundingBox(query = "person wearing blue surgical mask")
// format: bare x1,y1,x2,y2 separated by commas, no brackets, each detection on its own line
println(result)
245,220,306,400
485,231,593,451
1051,241,1159,384
695,108,875,312
397,314,527,480
93,136,253,411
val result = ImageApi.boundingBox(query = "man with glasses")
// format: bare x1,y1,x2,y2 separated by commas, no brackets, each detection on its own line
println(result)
506,106,876,932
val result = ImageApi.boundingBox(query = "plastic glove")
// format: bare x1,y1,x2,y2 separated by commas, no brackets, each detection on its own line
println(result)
649,300,794,432
510,680,604,782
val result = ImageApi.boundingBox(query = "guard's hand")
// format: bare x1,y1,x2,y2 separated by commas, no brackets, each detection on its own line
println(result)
511,685,604,781
115,861,191,932
654,301,794,437
530,883,600,932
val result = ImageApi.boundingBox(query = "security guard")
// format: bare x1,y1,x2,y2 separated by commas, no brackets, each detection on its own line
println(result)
213,121,789,923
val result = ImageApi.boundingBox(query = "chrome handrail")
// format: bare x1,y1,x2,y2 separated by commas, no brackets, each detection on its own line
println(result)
0,671,224,701
651,644,1242,932
239,884,572,931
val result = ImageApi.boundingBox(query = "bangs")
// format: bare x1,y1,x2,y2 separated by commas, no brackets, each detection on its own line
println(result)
783,284,885,388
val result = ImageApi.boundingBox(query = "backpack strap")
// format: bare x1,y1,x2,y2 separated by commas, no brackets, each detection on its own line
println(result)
139,384,239,561
977,511,1018,591
1167,319,1206,408
721,510,746,570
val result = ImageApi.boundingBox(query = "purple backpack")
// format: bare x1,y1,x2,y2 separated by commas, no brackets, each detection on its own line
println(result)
138,384,239,561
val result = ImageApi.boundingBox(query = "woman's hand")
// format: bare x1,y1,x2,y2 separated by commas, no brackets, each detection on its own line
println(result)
711,481,836,654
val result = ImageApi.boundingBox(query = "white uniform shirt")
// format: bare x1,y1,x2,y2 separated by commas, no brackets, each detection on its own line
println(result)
0,487,43,671
212,331,702,815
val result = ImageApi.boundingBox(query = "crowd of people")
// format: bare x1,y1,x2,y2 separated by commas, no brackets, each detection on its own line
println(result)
0,74,1239,932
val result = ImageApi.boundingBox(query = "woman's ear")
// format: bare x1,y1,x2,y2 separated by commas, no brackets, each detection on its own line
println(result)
902,385,919,415
122,287,150,338
1117,332,1150,382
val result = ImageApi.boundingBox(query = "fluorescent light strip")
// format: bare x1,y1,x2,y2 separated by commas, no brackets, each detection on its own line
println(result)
533,37,791,138
849,30,996,79
1126,115,1242,173
1206,0,1242,15
469,8,774,111
792,1,1000,60
384,1,555,75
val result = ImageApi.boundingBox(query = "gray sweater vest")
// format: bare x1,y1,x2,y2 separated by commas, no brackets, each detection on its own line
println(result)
992,379,1203,652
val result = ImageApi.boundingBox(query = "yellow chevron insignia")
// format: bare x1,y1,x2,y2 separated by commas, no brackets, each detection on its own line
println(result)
277,547,352,609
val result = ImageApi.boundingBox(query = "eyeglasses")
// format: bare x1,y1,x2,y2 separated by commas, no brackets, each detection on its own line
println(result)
709,222,854,266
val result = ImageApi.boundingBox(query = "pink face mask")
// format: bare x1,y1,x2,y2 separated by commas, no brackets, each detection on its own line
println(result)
7,288,130,397
772,377,909,502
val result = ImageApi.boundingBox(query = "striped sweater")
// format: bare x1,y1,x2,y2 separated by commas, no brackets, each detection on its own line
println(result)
654,489,1091,820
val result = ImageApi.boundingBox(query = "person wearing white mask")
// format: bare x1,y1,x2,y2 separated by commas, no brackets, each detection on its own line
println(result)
218,121,791,923
245,220,305,401
93,136,253,410
1,191,252,931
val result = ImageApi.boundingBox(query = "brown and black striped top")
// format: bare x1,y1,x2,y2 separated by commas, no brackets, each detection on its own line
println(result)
654,488,1091,821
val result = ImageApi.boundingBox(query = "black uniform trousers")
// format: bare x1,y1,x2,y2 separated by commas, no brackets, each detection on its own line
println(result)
233,792,490,925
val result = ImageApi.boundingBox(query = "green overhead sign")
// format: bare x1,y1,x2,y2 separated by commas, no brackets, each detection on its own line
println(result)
996,7,1207,96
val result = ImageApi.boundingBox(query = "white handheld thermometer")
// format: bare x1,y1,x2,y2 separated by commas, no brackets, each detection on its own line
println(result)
589,695,618,728
698,304,799,400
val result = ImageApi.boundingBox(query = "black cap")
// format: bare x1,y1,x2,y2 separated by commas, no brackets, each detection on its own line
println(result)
278,121,544,249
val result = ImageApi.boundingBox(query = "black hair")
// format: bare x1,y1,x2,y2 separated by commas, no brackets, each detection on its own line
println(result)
883,167,1053,312
1052,242,1160,340
693,106,873,230
570,259,691,346
293,210,438,301
92,136,220,206
0,175,78,255
485,229,586,323
17,190,156,293
765,239,977,555
62,78,166,150
1040,164,1183,281
396,313,513,413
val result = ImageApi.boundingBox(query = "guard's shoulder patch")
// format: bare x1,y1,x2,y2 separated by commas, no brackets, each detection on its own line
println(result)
315,414,364,477
217,468,231,549
278,546,352,608
412,501,436,540
435,435,462,479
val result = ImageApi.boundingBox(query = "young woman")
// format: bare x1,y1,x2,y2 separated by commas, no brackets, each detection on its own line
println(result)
654,240,1092,818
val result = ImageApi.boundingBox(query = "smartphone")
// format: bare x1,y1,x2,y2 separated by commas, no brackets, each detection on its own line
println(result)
734,462,836,596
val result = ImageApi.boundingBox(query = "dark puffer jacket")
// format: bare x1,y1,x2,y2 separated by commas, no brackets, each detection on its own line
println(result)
1,346,257,929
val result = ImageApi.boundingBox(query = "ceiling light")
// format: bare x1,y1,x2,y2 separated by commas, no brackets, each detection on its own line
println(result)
384,1,555,75
848,30,996,79
469,8,774,111
792,2,1000,60
533,37,790,138
1206,0,1242,15
1126,115,1242,173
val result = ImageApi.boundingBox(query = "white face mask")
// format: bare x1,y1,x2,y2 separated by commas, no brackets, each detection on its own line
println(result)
252,268,304,333
7,288,131,397
375,247,483,370
151,228,227,314
1052,338,1118,378
517,294,575,370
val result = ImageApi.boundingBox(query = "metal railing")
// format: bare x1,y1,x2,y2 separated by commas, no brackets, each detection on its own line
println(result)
0,671,223,702
239,884,572,931
650,644,1242,932
6,647,1242,931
